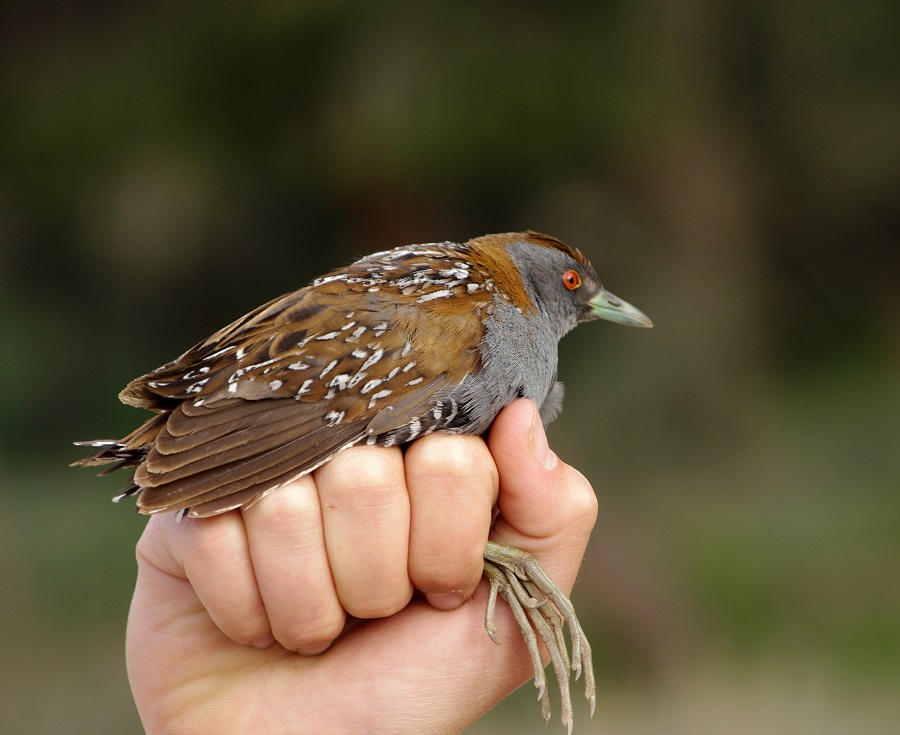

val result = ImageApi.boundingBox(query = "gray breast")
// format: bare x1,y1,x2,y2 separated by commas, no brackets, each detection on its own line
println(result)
451,298,561,434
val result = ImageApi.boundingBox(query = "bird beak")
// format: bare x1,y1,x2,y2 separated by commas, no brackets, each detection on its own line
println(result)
587,288,653,328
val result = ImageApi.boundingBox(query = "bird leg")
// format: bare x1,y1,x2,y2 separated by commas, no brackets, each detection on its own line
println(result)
483,540,596,732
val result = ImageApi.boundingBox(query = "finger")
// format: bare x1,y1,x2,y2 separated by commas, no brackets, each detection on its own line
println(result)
314,444,414,618
136,510,272,647
405,433,498,610
488,399,598,592
242,474,345,654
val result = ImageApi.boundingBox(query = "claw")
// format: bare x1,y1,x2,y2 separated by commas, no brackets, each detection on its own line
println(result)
484,564,502,644
483,540,596,730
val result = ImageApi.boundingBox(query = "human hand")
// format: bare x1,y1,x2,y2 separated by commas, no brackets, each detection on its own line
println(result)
126,399,598,734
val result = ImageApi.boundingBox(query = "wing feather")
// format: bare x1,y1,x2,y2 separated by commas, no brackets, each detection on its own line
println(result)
137,415,368,512
85,244,492,516
145,403,319,477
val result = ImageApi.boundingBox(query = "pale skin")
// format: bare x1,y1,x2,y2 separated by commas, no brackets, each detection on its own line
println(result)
127,399,598,734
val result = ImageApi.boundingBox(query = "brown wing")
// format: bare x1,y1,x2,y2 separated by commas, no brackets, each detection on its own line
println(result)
136,398,369,516
106,274,485,517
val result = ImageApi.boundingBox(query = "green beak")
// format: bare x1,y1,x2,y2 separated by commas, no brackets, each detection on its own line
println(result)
588,288,653,328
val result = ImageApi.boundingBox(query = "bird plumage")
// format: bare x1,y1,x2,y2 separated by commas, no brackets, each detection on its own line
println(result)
73,229,652,729
75,231,612,517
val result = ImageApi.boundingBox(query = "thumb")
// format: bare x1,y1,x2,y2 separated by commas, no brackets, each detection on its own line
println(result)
487,399,598,594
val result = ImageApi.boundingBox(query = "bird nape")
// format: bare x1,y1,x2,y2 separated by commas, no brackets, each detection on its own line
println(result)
73,231,652,731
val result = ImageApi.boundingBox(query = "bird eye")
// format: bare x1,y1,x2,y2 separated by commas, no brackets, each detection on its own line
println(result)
562,270,581,290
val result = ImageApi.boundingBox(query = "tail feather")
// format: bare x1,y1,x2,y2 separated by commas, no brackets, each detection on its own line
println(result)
71,413,168,469
70,441,149,469
112,483,142,503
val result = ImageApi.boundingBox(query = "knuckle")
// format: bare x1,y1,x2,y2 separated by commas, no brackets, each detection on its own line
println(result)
412,551,482,595
183,514,240,565
325,446,404,495
408,434,494,484
276,609,345,653
227,617,272,646
343,586,412,620
562,466,598,527
246,477,318,526
134,524,157,567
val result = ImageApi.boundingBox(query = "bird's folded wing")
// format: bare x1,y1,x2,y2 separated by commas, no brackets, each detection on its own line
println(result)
95,281,487,516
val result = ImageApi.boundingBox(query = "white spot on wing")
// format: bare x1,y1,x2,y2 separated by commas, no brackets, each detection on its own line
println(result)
186,378,209,394
203,346,234,360
328,374,351,390
313,273,348,286
445,398,459,424
229,358,278,382
360,348,384,371
407,417,422,441
417,289,453,302
325,410,345,425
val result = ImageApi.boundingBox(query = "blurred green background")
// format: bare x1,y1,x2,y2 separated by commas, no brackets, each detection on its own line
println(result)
1,2,897,733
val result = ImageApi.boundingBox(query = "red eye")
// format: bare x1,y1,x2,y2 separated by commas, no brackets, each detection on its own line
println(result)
562,270,581,290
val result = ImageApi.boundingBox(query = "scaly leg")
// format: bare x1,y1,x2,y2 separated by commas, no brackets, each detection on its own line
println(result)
483,540,596,733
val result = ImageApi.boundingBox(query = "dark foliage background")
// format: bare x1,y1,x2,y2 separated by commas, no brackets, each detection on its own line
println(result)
1,2,897,732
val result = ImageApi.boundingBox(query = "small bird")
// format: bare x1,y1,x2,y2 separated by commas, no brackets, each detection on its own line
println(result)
74,231,651,731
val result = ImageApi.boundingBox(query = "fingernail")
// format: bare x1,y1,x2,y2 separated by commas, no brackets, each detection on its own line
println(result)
250,633,275,649
426,591,466,611
529,404,557,470
295,641,332,656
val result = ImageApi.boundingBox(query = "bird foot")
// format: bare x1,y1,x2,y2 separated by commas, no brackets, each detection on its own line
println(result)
483,540,596,731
